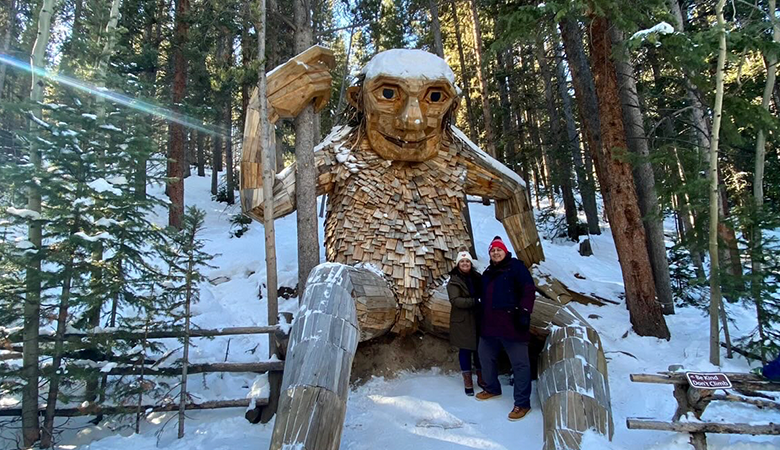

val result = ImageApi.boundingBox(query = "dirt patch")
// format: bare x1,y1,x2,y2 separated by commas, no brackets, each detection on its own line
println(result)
350,332,459,385
350,333,547,385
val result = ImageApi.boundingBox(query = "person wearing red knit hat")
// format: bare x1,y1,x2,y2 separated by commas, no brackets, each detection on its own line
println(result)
476,236,536,422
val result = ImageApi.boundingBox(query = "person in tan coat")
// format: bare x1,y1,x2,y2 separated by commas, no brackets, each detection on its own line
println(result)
447,251,486,396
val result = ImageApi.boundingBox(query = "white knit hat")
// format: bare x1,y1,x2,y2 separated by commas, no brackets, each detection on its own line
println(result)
456,251,474,264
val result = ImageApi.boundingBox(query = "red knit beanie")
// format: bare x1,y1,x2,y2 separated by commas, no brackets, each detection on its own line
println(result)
488,236,508,253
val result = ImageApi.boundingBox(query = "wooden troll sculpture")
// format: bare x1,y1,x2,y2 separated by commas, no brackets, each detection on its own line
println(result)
242,47,612,450
241,46,542,339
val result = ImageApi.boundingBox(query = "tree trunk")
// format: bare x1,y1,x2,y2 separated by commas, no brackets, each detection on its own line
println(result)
168,0,189,229
58,0,84,75
536,36,577,239
293,0,319,295
468,0,496,156
429,0,443,58
708,0,727,366
211,132,220,196
559,17,603,235
224,33,235,205
611,28,674,315
40,257,75,448
588,15,670,339
555,39,599,235
23,1,56,445
750,0,778,364
450,0,478,142
178,227,196,439
0,0,15,99
496,50,514,164
197,130,205,176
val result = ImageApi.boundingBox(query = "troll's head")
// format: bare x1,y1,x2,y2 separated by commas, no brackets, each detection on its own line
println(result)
347,49,460,162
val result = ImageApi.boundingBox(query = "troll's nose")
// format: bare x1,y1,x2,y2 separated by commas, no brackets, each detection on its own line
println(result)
398,97,424,131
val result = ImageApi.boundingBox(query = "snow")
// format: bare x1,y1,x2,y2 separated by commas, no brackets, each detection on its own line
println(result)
6,207,42,220
82,113,98,120
4,170,779,450
451,126,528,188
88,178,123,195
361,49,460,94
75,231,112,242
99,124,122,132
631,22,675,41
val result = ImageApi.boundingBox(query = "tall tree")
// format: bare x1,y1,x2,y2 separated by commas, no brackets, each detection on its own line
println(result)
293,0,319,294
749,0,779,363
611,29,674,315
535,35,578,239
23,0,56,445
559,17,602,235
169,0,190,229
0,0,15,98
469,0,496,157
449,0,477,142
554,40,599,234
588,14,670,339
708,0,727,366
429,0,443,57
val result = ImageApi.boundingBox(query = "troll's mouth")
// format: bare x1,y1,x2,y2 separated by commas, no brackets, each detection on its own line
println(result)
380,132,431,147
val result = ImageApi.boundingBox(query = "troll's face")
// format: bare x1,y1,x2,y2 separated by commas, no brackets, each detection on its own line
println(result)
348,50,459,162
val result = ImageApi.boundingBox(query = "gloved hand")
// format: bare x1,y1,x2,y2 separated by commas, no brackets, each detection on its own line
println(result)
516,312,531,332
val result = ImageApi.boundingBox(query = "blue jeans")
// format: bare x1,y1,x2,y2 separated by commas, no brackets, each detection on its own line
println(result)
478,336,532,408
458,348,482,372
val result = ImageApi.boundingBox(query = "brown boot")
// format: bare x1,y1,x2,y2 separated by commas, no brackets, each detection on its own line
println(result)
475,370,487,390
462,371,474,396
508,406,531,421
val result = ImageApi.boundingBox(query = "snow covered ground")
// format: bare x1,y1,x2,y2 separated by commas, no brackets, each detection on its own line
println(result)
7,172,780,450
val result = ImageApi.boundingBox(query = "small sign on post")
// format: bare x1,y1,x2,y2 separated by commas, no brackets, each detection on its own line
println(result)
685,372,733,389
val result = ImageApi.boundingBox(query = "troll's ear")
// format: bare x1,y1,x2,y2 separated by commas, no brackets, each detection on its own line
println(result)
346,85,362,110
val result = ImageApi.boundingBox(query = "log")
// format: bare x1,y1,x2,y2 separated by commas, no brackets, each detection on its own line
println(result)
630,373,780,392
0,398,264,417
537,301,614,450
710,393,780,410
269,263,359,450
1,325,279,344
626,418,780,435
71,361,284,377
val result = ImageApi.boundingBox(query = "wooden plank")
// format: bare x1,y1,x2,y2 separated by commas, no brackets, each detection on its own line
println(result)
626,418,780,435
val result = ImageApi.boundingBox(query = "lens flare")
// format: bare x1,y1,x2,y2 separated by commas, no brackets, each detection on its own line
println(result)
0,54,225,137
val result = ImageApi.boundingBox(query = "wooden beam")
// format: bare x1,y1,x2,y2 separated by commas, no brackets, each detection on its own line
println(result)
2,326,279,343
626,418,780,435
75,361,284,377
630,373,780,392
0,398,266,417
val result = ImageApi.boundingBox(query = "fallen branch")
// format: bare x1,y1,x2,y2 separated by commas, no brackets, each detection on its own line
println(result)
630,372,780,392
710,393,780,410
0,398,266,417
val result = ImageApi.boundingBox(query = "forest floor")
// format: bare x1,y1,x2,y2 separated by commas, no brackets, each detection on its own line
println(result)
4,171,779,450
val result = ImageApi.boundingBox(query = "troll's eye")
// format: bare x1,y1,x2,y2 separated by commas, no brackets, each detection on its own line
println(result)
426,89,447,103
382,88,395,99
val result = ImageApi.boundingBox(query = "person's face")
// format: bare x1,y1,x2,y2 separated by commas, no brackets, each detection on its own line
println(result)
489,247,506,263
362,75,457,162
458,259,472,273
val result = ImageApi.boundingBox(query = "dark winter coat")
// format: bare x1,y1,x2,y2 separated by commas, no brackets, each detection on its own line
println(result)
480,253,536,342
447,267,482,351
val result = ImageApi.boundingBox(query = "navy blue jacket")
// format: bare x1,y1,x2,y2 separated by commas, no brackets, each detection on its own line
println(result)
480,253,536,341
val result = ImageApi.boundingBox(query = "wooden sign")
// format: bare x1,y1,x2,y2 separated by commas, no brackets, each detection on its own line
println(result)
685,372,733,389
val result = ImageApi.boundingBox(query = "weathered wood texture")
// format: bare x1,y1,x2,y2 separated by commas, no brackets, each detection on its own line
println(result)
627,418,780,435
537,302,614,450
270,263,359,450
0,399,264,417
241,122,541,334
630,372,780,392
